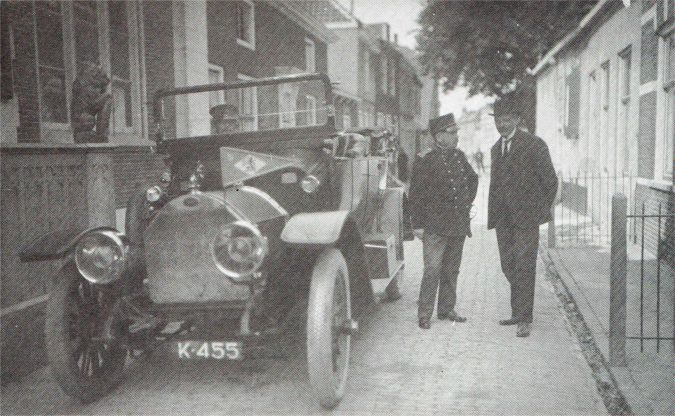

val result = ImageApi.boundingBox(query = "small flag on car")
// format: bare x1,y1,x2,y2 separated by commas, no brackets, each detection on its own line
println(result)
220,147,299,187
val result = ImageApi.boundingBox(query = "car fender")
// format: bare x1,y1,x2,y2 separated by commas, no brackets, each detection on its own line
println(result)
19,226,120,262
281,211,374,315
280,211,350,245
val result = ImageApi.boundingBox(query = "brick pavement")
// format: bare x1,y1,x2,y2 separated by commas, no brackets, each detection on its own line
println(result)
1,221,606,415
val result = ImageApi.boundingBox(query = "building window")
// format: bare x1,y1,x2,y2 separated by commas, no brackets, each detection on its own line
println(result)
601,60,610,110
208,64,225,134
305,37,315,72
663,35,674,178
587,70,601,159
377,111,385,127
208,65,225,107
36,1,68,124
363,50,370,93
388,60,396,96
73,1,99,72
342,112,351,129
236,1,255,50
619,47,631,102
618,47,631,172
564,66,580,139
381,57,388,93
305,95,317,125
33,1,142,141
238,74,257,131
109,0,132,132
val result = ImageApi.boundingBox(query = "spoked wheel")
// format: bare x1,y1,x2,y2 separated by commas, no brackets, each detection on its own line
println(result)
45,263,128,403
306,248,353,409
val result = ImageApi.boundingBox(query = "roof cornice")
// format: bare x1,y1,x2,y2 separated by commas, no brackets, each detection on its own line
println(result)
530,0,619,76
265,1,339,44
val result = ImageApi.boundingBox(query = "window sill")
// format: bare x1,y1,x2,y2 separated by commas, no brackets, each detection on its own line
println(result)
635,178,673,194
237,38,255,51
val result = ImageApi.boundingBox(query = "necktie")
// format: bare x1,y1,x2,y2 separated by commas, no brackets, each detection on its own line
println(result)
502,138,510,157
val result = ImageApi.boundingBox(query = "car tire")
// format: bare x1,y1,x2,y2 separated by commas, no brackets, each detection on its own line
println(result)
45,262,128,403
306,248,351,409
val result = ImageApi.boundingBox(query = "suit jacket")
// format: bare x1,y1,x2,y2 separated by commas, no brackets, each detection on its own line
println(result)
487,130,558,230
409,147,479,237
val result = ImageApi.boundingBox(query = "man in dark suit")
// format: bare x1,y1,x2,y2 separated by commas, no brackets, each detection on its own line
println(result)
487,95,558,337
409,113,479,329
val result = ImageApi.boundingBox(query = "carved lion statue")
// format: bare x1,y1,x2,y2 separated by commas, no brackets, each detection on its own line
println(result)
71,63,112,143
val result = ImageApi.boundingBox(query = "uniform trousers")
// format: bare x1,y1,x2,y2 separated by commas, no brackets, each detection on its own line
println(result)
495,225,539,323
418,232,466,319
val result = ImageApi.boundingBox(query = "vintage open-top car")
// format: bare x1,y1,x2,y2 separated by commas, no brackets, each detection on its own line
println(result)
20,73,407,408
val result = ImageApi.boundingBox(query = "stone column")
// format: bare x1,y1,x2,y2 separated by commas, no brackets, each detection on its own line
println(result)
84,148,116,228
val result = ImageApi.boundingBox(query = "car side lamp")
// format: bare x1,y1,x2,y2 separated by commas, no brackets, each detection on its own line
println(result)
301,175,321,193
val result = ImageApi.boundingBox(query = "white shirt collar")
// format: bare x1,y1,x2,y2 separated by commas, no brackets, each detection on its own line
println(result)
504,127,518,141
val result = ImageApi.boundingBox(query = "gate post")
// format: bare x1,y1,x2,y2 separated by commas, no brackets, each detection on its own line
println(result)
609,193,627,366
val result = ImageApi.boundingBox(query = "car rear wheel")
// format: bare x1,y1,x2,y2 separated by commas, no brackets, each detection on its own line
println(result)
306,248,352,409
45,263,128,403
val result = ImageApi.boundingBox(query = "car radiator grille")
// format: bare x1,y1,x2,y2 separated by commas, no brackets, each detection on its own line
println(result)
143,193,250,304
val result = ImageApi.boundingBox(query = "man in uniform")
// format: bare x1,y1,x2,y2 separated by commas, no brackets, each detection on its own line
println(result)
409,113,479,329
210,102,240,134
487,94,558,337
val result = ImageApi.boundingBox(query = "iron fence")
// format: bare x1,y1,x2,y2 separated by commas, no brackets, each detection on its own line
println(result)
609,194,674,362
625,203,675,353
553,170,637,246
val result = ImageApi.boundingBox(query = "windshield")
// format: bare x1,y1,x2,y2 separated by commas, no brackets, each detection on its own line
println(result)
154,75,331,140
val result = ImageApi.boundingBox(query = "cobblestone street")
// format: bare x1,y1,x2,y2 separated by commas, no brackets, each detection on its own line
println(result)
1,179,606,415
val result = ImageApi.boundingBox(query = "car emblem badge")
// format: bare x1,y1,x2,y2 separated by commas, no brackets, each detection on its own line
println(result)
234,155,267,175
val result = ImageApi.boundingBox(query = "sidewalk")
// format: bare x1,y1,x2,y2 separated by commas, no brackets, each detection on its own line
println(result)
0,227,606,415
543,243,674,415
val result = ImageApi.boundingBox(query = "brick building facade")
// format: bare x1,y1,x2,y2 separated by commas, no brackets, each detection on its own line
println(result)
300,0,428,162
0,0,332,380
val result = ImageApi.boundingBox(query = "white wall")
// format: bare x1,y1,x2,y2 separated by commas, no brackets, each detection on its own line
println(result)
173,0,210,138
327,28,360,98
536,2,642,176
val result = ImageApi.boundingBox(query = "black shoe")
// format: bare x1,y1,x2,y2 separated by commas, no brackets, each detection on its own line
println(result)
438,311,467,323
499,317,520,326
418,317,431,329
516,322,531,337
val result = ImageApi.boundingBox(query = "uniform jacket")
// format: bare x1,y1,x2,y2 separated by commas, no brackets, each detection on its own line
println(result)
409,147,479,237
487,129,558,230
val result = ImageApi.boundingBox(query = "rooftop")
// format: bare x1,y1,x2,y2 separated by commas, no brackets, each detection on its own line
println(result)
295,0,355,24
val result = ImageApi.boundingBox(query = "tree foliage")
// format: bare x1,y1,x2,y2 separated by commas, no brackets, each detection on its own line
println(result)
416,0,596,129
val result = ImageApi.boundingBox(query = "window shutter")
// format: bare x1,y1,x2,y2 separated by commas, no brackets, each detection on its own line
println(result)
565,67,580,139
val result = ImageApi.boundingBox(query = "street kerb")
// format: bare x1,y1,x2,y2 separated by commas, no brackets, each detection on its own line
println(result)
539,244,635,416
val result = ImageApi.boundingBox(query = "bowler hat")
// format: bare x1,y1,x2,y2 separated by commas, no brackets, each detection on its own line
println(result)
210,103,239,121
429,113,457,136
489,92,522,117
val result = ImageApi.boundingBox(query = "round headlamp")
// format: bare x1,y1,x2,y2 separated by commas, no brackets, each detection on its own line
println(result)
210,221,267,282
146,185,163,203
75,230,127,284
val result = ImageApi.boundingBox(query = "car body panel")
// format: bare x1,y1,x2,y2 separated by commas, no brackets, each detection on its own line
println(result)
280,210,351,245
19,226,119,262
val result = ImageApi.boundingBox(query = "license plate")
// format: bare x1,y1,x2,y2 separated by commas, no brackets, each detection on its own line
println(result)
176,341,243,360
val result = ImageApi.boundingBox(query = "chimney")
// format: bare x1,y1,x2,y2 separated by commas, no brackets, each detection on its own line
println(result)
394,34,398,45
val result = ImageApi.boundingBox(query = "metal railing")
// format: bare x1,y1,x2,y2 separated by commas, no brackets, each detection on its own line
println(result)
552,170,637,247
609,194,674,364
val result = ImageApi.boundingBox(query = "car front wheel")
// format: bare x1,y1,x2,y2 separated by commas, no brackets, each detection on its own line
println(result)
45,262,128,403
306,248,353,409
